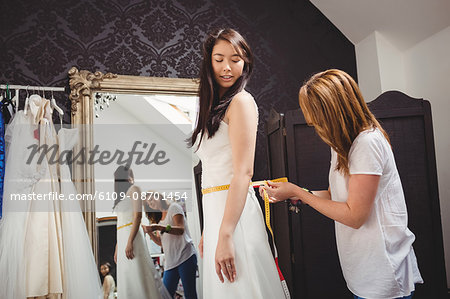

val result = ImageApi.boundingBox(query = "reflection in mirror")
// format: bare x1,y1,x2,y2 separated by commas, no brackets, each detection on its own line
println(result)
68,68,201,298
94,92,201,298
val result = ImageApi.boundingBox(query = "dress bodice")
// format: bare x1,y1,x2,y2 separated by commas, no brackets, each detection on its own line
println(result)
195,121,233,188
116,189,136,226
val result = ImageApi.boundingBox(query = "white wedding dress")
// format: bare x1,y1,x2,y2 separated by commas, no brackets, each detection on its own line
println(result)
115,188,170,299
196,119,287,299
0,96,101,299
58,128,103,298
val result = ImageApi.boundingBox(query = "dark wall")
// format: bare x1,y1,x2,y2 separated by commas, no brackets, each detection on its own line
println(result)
0,0,356,179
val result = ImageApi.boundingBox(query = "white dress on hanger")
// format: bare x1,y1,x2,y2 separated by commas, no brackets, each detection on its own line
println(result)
23,97,64,298
196,118,287,299
115,187,170,299
58,128,102,298
0,96,102,299
0,108,41,299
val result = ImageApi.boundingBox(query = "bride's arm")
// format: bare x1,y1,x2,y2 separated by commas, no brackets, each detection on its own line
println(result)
125,185,142,259
215,92,258,282
220,93,257,241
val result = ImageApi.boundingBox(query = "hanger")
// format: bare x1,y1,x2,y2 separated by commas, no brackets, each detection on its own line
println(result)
12,89,20,113
0,84,15,120
6,84,10,103
0,84,5,102
4,84,14,107
50,90,64,127
24,85,30,115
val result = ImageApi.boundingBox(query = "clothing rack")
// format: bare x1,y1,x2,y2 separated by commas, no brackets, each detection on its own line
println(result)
0,84,65,92
1,84,66,118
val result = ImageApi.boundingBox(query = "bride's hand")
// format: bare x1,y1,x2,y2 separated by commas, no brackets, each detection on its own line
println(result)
259,181,298,203
215,234,236,283
125,241,134,260
199,233,204,258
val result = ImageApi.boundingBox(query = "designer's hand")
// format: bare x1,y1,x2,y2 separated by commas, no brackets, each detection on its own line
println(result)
142,224,150,234
259,181,298,203
142,224,164,233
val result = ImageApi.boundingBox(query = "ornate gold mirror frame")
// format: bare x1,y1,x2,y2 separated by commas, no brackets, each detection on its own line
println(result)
68,67,199,256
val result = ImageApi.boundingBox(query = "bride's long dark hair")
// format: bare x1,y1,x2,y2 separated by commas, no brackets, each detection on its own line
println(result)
112,165,134,210
189,28,254,148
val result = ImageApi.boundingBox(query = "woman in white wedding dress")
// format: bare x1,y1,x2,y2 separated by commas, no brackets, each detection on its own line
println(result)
113,166,170,299
0,95,101,299
191,28,287,299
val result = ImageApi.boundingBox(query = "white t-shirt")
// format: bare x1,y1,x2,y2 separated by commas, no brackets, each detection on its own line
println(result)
159,203,196,270
329,128,423,298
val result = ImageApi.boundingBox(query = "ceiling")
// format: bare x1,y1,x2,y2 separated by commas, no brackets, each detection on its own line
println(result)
310,0,450,51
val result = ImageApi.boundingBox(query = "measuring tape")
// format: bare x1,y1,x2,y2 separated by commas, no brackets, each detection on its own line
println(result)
117,222,133,230
202,177,291,299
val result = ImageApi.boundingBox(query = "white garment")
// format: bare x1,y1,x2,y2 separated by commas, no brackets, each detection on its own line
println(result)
58,128,102,298
196,118,286,299
24,110,64,297
0,111,39,299
115,187,170,299
103,275,116,299
329,128,423,298
159,202,196,270
0,101,102,298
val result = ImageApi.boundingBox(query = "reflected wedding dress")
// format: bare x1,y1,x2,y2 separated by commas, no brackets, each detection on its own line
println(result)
196,117,286,298
0,96,101,299
115,189,170,299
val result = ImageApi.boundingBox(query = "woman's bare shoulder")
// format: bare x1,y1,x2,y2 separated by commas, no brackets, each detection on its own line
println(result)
232,90,254,103
228,90,256,114
127,185,141,195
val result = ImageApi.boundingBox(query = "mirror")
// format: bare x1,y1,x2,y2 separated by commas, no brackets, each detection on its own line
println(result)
68,67,200,269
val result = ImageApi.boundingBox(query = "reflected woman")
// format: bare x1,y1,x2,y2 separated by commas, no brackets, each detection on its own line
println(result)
100,262,115,299
143,192,198,299
113,166,170,299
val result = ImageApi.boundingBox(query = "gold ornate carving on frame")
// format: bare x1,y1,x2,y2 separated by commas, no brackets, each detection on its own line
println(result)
68,67,199,257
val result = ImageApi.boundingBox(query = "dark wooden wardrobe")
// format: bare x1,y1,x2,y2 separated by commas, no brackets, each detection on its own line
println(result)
266,91,447,298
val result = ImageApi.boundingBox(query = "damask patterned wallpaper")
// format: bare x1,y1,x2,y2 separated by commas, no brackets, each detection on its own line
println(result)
0,0,356,179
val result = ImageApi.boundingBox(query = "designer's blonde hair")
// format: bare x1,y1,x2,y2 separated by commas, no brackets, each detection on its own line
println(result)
298,69,389,175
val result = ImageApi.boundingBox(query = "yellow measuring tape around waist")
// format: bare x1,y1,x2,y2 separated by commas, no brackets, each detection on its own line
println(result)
202,177,287,194
201,177,288,238
117,222,133,230
201,177,291,298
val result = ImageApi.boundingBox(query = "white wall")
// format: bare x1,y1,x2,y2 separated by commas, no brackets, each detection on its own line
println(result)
403,26,450,287
376,32,406,93
94,100,192,217
355,32,382,101
356,31,406,101
355,26,450,287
